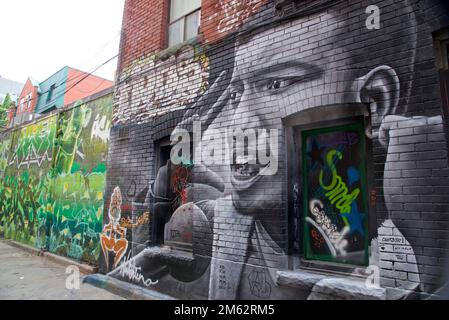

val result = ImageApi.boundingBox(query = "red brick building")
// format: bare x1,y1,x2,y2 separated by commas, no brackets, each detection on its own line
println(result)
16,78,40,115
117,0,268,74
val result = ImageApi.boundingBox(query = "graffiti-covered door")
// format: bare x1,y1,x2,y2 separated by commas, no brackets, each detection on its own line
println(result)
302,123,368,266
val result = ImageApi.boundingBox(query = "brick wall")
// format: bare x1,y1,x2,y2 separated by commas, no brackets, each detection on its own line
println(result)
117,0,269,74
103,0,449,299
117,0,169,73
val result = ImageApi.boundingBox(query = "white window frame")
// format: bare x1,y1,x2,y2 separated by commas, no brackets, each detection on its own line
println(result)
26,93,32,110
168,0,201,48
19,98,25,113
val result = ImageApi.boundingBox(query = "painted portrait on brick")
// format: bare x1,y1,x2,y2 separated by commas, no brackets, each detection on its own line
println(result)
100,0,449,300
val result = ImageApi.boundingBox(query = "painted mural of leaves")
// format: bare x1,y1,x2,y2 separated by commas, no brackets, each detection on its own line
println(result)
1,95,112,265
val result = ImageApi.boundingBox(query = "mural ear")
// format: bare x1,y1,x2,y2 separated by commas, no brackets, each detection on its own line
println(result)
356,66,400,121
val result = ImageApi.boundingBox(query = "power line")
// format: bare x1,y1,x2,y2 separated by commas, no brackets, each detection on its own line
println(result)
80,31,122,68
41,54,118,111
16,54,118,109
62,55,118,100
17,30,122,104
15,54,118,112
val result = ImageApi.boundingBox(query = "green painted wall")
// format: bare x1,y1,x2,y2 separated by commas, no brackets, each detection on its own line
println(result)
0,93,112,265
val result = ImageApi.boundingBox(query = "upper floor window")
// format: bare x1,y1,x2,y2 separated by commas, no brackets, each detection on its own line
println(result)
19,98,25,113
26,93,32,110
168,0,201,48
47,84,56,104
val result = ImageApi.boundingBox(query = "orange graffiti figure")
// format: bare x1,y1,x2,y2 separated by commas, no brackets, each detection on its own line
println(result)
101,187,128,269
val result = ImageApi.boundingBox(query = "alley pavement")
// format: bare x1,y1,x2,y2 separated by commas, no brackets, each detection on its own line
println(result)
0,240,124,300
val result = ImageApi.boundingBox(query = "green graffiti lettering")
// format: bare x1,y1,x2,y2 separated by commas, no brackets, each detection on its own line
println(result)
319,150,360,215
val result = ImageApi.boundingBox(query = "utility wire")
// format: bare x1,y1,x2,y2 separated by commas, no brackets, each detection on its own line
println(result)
80,31,122,68
42,54,118,110
17,30,122,104
15,54,118,110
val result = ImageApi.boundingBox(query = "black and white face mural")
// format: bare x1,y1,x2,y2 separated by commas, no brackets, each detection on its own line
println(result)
103,0,449,300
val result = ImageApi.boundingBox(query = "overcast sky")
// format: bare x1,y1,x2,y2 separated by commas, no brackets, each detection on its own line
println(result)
0,0,125,84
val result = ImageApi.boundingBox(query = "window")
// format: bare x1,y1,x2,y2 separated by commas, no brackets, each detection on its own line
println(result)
47,84,56,104
26,93,32,110
168,0,201,48
19,98,25,113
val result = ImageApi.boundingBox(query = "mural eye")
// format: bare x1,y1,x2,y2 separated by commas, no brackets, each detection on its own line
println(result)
266,79,292,92
230,91,242,101
268,79,283,90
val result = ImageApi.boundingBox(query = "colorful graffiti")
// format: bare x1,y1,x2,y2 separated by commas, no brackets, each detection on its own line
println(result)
101,187,128,269
319,150,361,216
120,212,150,229
303,125,368,265
0,93,112,265
0,116,56,247
307,199,350,257
102,0,449,300
49,98,111,264
0,133,11,183
171,161,194,205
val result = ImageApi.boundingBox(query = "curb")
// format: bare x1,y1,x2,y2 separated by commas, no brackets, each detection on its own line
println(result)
2,239,98,275
84,273,177,300
3,239,43,256
42,251,98,275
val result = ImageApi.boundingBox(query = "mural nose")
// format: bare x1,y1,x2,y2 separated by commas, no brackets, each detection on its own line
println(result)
232,97,264,131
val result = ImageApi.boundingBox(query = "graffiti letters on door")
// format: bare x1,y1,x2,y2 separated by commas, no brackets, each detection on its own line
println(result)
303,123,368,266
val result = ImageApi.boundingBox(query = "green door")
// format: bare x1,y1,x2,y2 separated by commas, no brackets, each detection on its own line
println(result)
302,123,369,266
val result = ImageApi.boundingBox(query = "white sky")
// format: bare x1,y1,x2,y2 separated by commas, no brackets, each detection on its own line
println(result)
0,0,125,84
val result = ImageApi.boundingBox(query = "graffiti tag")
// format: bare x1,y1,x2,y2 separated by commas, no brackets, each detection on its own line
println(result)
119,252,158,287
91,114,110,143
319,150,360,215
308,199,349,257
